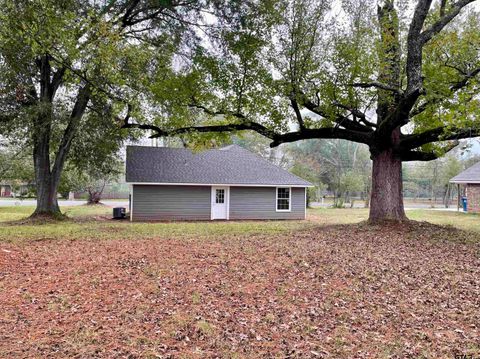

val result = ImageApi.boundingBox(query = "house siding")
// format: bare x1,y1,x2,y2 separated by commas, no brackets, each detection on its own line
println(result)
132,185,211,221
132,185,307,221
467,184,480,213
229,186,305,220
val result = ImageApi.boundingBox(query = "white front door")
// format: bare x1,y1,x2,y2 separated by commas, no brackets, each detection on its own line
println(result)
211,186,229,220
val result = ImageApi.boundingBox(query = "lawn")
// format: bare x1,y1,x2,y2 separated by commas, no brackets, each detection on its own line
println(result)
0,206,479,358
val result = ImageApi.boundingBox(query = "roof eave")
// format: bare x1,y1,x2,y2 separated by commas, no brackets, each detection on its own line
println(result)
449,180,480,184
126,181,314,188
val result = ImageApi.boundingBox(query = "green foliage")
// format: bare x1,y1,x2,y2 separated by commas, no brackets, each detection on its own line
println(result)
288,138,370,206
139,0,480,159
0,143,34,185
338,171,364,194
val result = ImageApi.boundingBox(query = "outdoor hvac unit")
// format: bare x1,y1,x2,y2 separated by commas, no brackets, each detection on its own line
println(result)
113,207,126,219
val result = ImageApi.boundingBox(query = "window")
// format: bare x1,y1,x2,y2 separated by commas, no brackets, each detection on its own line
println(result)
216,189,225,204
276,187,291,211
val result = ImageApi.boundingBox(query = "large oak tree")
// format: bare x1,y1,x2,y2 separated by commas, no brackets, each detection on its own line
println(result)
125,0,480,223
0,0,210,217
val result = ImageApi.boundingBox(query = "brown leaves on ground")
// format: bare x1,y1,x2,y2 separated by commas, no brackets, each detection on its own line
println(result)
0,222,479,358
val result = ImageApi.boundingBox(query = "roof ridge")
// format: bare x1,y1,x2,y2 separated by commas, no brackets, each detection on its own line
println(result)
229,145,312,184
127,145,189,150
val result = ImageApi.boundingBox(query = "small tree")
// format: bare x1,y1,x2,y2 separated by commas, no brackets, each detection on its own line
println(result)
338,171,365,208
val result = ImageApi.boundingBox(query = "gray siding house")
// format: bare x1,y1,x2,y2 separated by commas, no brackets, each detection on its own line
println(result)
126,145,312,221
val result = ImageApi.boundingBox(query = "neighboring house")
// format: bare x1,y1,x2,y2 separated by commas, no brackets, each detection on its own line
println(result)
0,183,30,197
126,145,313,221
450,161,480,212
0,184,11,197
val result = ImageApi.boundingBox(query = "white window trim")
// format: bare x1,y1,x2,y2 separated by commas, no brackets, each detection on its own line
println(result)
276,187,291,212
130,184,134,222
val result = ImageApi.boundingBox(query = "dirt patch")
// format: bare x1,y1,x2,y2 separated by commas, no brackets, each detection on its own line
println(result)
0,223,479,358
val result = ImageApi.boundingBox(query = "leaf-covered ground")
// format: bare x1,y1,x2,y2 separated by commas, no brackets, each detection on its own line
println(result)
1,216,479,358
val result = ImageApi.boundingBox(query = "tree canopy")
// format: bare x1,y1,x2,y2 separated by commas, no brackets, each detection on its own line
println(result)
123,0,480,222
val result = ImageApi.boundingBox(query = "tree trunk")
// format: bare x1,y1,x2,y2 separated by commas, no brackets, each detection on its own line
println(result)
87,190,102,205
34,173,60,215
31,96,63,217
29,55,89,219
444,184,451,208
369,149,407,223
32,124,62,217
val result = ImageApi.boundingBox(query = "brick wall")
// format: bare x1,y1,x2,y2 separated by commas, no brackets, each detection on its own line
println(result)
467,184,480,213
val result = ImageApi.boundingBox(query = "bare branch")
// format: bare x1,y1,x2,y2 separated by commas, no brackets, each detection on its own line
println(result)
301,97,373,133
332,101,377,128
350,81,401,94
450,67,480,91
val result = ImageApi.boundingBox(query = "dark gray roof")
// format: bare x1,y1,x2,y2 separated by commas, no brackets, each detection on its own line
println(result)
450,161,480,183
126,145,312,186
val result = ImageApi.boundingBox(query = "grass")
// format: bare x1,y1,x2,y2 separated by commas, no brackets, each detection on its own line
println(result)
0,205,312,242
0,206,479,244
407,209,480,233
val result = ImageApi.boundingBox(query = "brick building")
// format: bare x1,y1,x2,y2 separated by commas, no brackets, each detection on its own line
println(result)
450,162,480,213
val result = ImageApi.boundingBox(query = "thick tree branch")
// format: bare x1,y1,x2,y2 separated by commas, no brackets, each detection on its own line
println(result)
122,118,278,141
122,115,372,148
51,66,66,99
399,141,459,161
270,128,372,147
383,0,436,136
400,126,480,149
406,0,432,95
400,150,441,161
421,0,477,44
52,84,91,180
290,98,305,130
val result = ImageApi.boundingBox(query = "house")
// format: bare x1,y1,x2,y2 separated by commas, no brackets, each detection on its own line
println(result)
449,161,480,212
125,145,313,221
0,184,11,197
0,183,31,197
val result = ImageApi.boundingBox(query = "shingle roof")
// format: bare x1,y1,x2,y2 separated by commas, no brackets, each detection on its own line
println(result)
450,161,480,183
126,145,312,186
